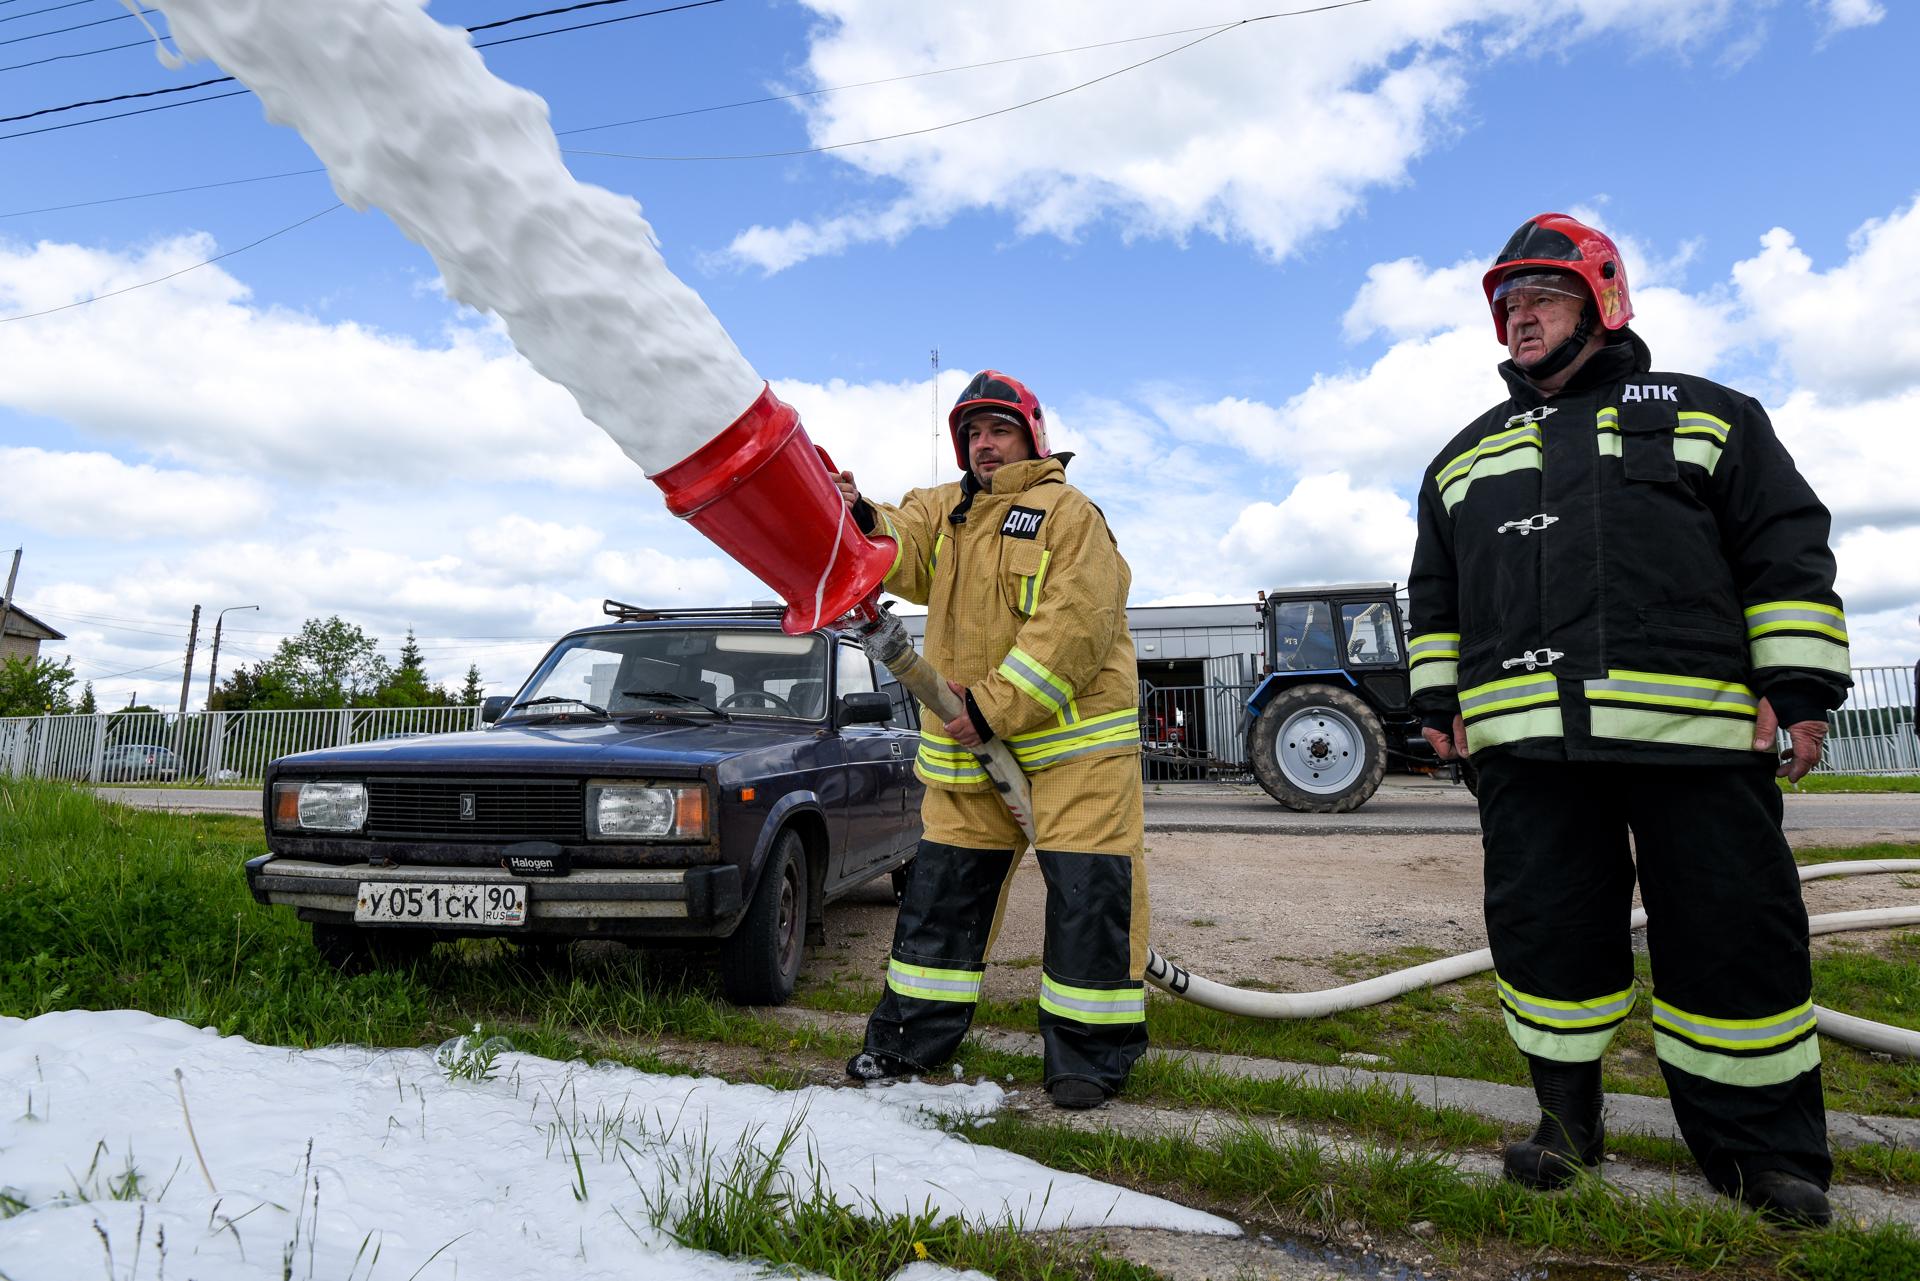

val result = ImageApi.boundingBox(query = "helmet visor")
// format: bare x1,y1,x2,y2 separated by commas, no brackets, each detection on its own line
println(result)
1492,270,1589,310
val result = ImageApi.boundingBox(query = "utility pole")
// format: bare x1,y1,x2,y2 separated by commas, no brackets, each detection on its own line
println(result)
0,547,20,659
176,604,201,721
930,347,940,486
205,604,260,710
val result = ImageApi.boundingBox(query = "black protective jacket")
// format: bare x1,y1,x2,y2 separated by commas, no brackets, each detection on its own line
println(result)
1407,330,1851,764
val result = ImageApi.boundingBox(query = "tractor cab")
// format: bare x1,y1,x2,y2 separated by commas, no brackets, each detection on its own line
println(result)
1245,584,1438,812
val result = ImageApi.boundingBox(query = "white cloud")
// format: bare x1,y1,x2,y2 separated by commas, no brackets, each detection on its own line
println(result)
724,0,1763,273
1218,473,1417,590
1342,257,1486,343
771,369,978,505
1728,198,1920,400
0,446,269,539
1833,524,1920,619
466,515,604,579
1817,0,1885,34
0,235,632,490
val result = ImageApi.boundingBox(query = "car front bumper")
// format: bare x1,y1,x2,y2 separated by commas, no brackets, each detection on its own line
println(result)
244,854,743,939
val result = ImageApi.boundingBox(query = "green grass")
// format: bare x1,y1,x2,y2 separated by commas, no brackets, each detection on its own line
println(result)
1795,840,1920,866
1785,774,1920,793
10,778,1920,1277
957,1112,1920,1280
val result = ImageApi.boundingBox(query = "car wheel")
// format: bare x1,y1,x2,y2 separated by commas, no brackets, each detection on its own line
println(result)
719,828,808,1006
310,922,433,975
1249,683,1387,814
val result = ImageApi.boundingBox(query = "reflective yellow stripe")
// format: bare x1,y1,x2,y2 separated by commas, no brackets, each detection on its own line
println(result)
1502,1008,1619,1062
1441,444,1541,513
1589,706,1757,752
1465,707,1563,752
1458,672,1558,720
1652,997,1816,1051
1673,437,1723,473
1039,974,1146,1025
1008,709,1140,769
1439,423,1542,486
1751,634,1851,676
1410,660,1458,694
1408,632,1460,663
1583,670,1757,715
999,647,1073,714
1676,410,1730,441
1744,600,1848,642
927,532,948,577
916,736,987,783
1015,548,1053,616
879,512,904,581
1655,1031,1821,1088
888,958,983,1004
1497,975,1637,1029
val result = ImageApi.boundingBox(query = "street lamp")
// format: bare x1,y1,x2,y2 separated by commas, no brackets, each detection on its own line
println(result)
206,604,261,711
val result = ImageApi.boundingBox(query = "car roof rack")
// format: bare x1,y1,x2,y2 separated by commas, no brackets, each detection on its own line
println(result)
602,600,791,623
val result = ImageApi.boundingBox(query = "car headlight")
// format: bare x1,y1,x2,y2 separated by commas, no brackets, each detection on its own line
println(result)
586,782,709,840
273,781,368,832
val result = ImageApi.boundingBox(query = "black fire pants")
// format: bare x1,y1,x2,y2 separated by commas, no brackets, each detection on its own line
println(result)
1477,754,1830,1192
860,752,1149,1093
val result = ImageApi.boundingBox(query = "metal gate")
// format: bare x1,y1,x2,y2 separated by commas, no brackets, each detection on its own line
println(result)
1138,681,1255,784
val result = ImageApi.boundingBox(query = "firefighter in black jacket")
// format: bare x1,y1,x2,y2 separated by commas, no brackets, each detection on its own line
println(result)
1408,213,1851,1227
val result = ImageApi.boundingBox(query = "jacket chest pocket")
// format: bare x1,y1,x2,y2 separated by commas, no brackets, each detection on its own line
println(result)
1618,404,1679,484
1001,540,1052,617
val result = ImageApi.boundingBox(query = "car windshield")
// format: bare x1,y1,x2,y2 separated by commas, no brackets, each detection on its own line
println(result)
509,627,830,721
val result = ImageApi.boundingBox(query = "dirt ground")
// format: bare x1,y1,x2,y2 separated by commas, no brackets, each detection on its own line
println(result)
810,827,1920,1001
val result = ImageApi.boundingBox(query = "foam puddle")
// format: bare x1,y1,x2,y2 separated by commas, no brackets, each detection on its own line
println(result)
130,0,764,476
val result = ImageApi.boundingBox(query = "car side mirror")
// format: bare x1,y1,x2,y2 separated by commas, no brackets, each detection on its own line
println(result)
838,691,895,725
481,695,512,724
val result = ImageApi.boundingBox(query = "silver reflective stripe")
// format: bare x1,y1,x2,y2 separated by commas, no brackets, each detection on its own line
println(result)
1746,607,1848,634
1654,1001,1816,1048
1458,674,1556,718
1040,988,1146,1018
1500,984,1635,1028
1584,676,1757,713
1001,650,1073,710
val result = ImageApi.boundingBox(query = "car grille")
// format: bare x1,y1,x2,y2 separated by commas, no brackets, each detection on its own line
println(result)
366,777,585,842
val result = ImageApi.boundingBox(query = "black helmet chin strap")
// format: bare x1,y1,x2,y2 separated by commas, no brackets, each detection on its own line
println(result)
1521,304,1596,381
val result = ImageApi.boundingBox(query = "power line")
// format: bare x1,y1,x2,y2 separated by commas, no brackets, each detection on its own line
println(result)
0,3,147,48
0,87,248,142
1,14,1329,215
1,0,721,81
0,75,228,125
0,1,110,26
568,2,1373,163
0,202,340,323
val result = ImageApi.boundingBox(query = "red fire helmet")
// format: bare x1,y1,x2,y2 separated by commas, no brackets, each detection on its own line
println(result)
1482,213,1633,344
948,369,1049,470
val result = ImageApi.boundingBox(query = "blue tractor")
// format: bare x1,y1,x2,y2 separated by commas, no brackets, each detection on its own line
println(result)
1244,583,1446,812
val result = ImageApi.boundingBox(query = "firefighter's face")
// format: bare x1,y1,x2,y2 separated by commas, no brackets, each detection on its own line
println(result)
1504,287,1586,367
966,414,1034,484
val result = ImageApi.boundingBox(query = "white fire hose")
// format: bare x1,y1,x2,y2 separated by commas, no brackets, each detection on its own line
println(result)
856,608,1920,1060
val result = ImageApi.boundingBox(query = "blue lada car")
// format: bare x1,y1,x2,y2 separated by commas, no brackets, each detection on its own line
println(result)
246,604,923,1005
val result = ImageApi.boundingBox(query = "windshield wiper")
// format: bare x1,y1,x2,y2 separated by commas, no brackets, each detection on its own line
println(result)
507,695,610,719
620,688,729,719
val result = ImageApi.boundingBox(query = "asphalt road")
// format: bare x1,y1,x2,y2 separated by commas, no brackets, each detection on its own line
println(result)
92,777,1920,839
1145,776,1920,839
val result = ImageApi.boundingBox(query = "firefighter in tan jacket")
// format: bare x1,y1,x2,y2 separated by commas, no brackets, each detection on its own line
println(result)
835,370,1148,1109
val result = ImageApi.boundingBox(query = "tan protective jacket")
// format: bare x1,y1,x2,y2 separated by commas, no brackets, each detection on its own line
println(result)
870,457,1140,791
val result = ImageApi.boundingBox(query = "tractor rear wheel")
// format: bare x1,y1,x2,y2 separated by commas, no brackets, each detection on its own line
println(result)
1249,683,1388,813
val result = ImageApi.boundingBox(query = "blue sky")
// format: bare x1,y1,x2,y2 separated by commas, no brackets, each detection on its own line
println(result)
1,0,1915,707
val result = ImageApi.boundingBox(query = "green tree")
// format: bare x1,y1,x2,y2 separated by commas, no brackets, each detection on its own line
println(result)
0,654,75,716
366,628,453,707
210,661,288,711
76,682,97,715
460,663,484,705
256,617,392,709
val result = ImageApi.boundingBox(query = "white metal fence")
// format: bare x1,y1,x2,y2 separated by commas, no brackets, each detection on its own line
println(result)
0,705,484,787
0,663,1912,788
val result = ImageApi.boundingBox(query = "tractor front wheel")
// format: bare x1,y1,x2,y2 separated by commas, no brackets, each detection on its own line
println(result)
1249,683,1388,813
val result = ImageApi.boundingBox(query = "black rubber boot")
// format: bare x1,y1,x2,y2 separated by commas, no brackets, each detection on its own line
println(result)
1738,1169,1832,1228
845,1050,917,1082
1503,1055,1605,1190
1047,1078,1108,1110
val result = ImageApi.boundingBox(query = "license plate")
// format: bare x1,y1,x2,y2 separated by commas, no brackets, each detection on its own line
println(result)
355,881,527,927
